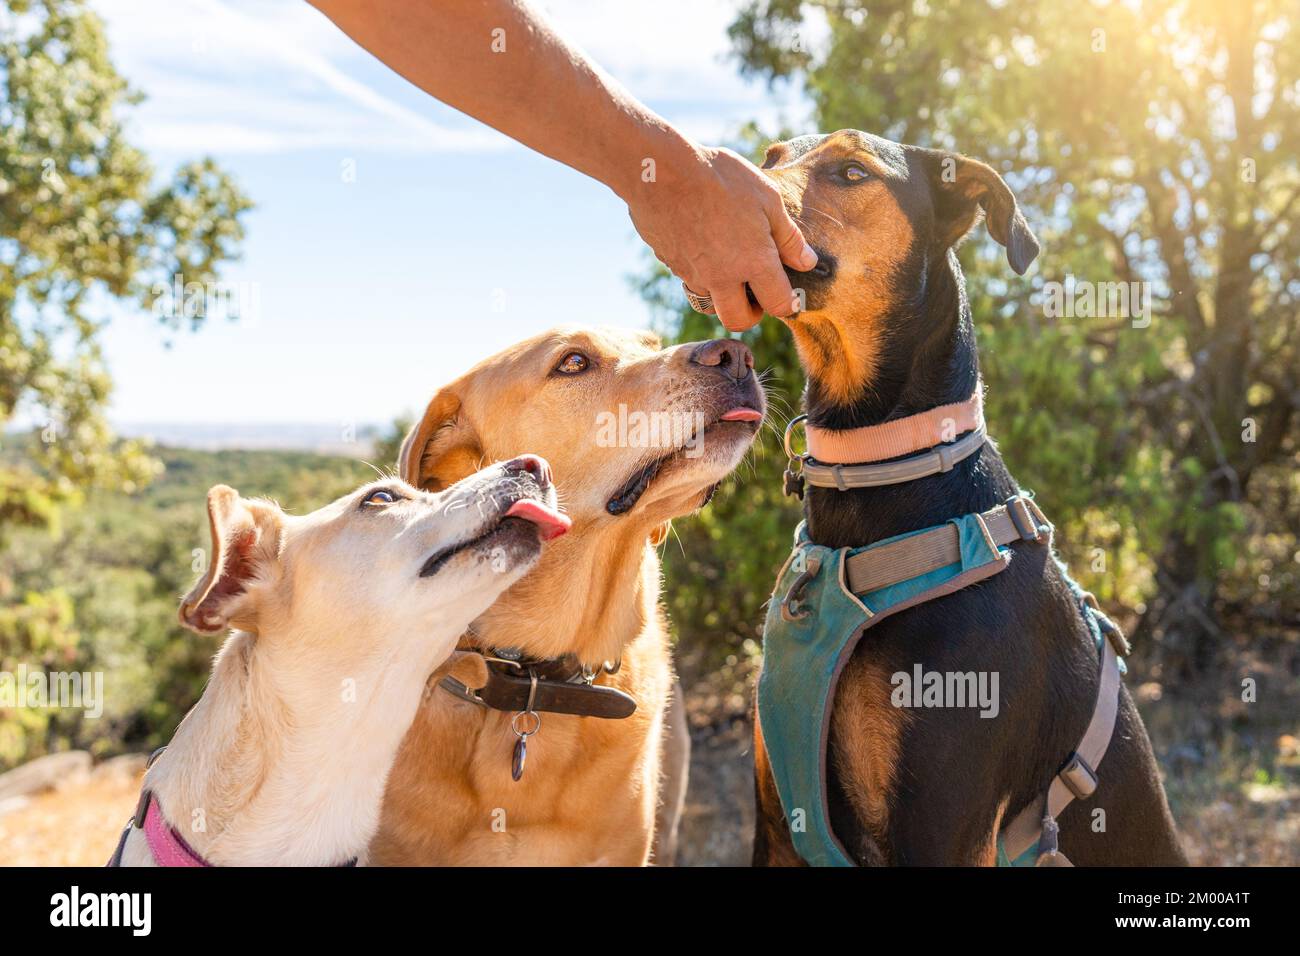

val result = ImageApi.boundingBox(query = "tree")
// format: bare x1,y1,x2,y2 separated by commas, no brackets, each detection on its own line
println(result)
1,0,252,526
0,0,251,758
698,0,1299,677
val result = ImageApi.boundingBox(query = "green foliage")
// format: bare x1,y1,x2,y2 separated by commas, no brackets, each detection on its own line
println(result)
0,0,253,535
0,0,252,762
372,415,414,473
650,0,1300,681
0,444,374,769
640,265,805,679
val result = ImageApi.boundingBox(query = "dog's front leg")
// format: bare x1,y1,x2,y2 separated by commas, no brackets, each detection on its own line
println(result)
751,696,806,867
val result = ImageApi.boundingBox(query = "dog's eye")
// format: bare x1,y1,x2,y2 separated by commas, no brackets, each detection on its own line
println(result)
842,163,870,182
555,352,590,375
363,489,399,506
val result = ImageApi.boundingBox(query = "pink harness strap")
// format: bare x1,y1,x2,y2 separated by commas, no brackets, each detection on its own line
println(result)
108,788,357,867
807,388,984,464
142,792,210,867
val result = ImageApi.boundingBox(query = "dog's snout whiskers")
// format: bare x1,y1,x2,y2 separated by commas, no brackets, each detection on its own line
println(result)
797,203,845,231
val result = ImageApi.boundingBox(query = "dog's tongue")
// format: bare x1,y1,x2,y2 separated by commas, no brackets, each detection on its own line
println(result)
721,407,763,422
505,499,572,540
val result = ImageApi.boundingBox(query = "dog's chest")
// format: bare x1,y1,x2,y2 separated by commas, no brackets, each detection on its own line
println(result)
374,688,660,865
757,515,1013,866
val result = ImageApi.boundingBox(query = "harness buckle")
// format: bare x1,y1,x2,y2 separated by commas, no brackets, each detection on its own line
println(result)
1035,814,1067,866
937,442,958,472
1093,607,1132,658
1059,752,1099,800
1006,495,1047,543
1103,624,1132,659
132,788,152,829
780,554,822,623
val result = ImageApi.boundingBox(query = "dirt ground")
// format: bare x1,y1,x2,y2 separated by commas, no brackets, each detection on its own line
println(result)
677,716,756,866
3,652,1296,867
672,641,1300,867
0,762,143,866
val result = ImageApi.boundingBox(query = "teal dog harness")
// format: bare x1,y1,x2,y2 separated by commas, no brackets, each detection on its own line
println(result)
757,493,1129,867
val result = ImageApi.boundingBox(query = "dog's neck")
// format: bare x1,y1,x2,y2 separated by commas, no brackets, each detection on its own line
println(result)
468,521,655,667
125,624,444,866
803,250,1019,548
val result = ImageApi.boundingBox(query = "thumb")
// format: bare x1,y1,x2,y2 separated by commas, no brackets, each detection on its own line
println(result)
767,201,818,272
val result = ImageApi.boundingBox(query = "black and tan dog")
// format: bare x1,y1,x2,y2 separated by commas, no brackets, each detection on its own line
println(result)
751,130,1185,866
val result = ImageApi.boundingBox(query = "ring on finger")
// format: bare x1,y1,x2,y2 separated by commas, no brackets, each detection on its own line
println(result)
682,282,716,315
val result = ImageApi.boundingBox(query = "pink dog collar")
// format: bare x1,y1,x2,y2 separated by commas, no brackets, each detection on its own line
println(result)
806,387,984,465
140,791,211,867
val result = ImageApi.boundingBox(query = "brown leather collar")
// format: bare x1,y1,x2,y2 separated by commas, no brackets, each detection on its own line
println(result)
439,649,637,720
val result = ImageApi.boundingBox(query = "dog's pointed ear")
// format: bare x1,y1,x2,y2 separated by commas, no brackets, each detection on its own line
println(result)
925,151,1039,275
399,384,485,491
180,485,284,635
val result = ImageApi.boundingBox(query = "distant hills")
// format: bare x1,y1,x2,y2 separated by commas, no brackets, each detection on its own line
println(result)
110,422,387,455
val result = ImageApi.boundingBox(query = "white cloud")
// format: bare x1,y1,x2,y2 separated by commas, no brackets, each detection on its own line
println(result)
96,0,510,154
543,0,815,140
92,0,813,156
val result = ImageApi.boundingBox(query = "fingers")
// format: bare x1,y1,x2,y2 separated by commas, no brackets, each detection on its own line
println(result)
710,283,762,333
739,175,814,319
766,191,819,272
634,143,820,331
746,252,799,319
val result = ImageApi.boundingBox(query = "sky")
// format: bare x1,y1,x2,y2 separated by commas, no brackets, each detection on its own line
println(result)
89,0,816,428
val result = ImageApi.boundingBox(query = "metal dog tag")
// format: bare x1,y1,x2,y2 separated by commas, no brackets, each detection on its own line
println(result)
783,465,805,500
511,737,527,781
510,708,540,782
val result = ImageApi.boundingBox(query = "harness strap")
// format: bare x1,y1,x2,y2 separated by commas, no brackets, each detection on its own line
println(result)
844,495,1048,595
801,424,988,491
807,387,983,464
140,791,210,867
999,599,1127,865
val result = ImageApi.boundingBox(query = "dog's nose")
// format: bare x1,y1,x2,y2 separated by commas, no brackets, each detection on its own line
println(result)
689,339,754,382
502,454,552,486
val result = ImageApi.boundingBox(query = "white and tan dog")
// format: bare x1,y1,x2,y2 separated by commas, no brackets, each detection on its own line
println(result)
114,456,569,866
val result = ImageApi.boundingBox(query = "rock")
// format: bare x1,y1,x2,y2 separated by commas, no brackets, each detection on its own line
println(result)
90,754,148,784
0,795,32,818
0,751,93,801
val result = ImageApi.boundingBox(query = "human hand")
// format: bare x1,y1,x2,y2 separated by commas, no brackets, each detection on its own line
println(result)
626,144,818,332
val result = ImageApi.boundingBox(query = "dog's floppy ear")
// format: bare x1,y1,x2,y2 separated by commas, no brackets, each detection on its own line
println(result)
180,485,284,635
399,385,485,491
429,650,489,690
925,151,1039,275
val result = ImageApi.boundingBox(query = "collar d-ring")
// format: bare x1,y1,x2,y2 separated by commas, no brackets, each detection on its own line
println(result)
784,414,809,460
